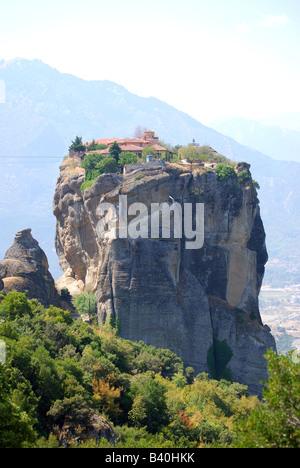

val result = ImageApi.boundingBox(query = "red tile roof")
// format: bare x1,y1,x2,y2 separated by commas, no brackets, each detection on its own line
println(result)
119,144,144,152
85,131,167,154
151,144,167,151
94,138,119,145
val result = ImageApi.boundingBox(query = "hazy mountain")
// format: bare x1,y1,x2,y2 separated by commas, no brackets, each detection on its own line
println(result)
211,116,300,162
0,58,273,163
261,112,300,133
0,58,299,286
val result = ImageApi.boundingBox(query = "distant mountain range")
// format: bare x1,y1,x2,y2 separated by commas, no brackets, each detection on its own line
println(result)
211,116,300,162
261,112,300,133
0,58,299,286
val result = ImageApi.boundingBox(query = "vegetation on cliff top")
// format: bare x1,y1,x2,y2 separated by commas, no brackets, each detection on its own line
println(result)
79,146,139,193
0,291,298,448
76,136,259,194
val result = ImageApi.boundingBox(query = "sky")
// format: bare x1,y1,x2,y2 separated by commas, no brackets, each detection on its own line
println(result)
1,0,300,124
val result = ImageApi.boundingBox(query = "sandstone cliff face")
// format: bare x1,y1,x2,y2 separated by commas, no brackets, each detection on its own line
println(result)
0,229,67,308
53,157,276,394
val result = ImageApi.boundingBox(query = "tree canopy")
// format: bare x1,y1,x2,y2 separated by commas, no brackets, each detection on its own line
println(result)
69,136,86,153
0,290,298,448
109,141,122,163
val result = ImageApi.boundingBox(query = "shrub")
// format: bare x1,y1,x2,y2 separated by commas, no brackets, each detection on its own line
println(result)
129,372,169,433
97,157,118,174
92,377,123,421
44,305,73,325
215,163,236,182
237,170,250,183
0,292,32,320
2,292,296,449
0,366,37,448
118,151,139,168
81,152,105,173
171,372,187,388
233,350,300,448
80,179,94,193
60,288,71,300
47,395,93,428
80,157,118,192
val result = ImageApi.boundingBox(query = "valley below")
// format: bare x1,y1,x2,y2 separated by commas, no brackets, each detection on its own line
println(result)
260,284,300,354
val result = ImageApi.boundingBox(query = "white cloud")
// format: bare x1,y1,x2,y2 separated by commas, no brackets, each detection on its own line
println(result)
257,14,288,28
235,14,288,35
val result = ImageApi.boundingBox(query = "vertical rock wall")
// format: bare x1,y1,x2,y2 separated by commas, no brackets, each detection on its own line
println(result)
53,158,276,394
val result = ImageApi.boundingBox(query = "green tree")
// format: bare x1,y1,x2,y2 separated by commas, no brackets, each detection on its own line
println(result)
0,292,32,320
118,151,139,168
44,305,73,325
142,146,157,161
74,292,97,322
237,170,250,183
171,372,187,388
9,369,40,423
128,394,147,427
109,141,122,163
178,144,203,160
30,346,63,416
233,350,300,448
87,140,108,152
97,157,118,174
81,152,105,174
185,366,195,385
129,372,169,433
215,163,236,182
92,377,123,421
80,156,119,192
0,365,37,448
47,395,93,427
87,139,97,152
69,136,86,153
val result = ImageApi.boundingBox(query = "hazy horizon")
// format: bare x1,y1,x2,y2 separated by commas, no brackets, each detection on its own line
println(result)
1,0,300,125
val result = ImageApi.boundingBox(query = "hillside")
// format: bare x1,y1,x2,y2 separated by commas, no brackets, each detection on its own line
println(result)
1,290,297,448
0,58,299,287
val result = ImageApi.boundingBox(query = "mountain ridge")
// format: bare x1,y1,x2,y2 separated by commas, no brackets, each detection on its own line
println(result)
211,116,300,163
0,58,272,161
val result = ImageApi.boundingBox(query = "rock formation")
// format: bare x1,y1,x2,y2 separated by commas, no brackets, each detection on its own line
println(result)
52,413,117,447
0,228,68,308
53,156,276,394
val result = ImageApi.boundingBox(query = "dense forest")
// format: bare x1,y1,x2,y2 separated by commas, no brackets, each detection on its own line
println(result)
0,291,299,448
